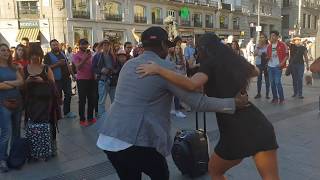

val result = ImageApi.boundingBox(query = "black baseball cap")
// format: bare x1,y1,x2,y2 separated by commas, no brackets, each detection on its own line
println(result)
141,27,175,48
79,39,89,45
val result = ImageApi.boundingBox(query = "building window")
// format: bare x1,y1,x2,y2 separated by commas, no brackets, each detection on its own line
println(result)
167,10,176,18
152,7,163,25
103,1,122,21
220,16,228,29
315,16,318,30
252,4,256,13
302,13,306,28
72,0,90,19
17,1,39,19
74,27,92,45
205,14,213,28
308,14,311,28
283,0,290,7
134,5,147,23
233,17,240,29
261,6,265,13
282,15,289,29
193,13,202,27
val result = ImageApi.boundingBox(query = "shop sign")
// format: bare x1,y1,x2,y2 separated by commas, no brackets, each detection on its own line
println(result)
55,0,64,10
180,7,190,20
19,21,39,28
256,26,262,32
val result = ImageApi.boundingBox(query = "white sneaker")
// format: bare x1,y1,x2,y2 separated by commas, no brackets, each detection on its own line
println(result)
175,111,186,118
65,112,77,118
170,110,176,115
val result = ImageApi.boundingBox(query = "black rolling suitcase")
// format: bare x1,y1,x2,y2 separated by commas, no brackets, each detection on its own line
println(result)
171,112,209,177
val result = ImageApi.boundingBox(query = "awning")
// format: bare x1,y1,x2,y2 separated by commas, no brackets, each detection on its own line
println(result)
16,28,40,42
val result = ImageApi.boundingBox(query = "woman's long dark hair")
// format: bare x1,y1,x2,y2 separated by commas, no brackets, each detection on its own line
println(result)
14,44,28,60
0,43,15,69
197,33,252,91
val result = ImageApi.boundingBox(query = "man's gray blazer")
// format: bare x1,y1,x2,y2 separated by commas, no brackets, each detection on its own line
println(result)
99,51,235,156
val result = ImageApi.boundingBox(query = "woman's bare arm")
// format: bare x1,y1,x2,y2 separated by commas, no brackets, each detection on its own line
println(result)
47,67,55,82
3,70,24,87
136,62,208,91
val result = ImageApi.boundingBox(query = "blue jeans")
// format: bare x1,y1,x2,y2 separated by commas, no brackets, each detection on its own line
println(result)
268,67,284,100
0,106,22,161
291,64,305,96
98,80,116,118
56,78,72,115
256,64,270,96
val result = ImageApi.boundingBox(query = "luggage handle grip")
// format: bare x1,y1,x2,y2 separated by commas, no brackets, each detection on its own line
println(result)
196,112,207,133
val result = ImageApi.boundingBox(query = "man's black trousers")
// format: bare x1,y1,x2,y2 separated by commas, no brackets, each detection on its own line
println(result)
104,146,169,180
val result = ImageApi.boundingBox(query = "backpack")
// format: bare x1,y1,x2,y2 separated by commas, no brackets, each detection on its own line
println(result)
7,138,30,169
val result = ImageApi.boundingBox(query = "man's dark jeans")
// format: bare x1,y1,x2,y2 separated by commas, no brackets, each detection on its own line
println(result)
56,78,72,115
291,64,305,96
104,146,169,180
76,80,95,120
256,64,270,96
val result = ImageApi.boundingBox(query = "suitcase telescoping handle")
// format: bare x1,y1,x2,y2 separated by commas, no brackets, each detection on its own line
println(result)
195,112,207,133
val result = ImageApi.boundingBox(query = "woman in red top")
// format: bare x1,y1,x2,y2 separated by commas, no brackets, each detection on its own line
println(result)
13,44,29,77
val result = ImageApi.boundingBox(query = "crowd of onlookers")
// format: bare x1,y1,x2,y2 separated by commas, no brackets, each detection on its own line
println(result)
228,31,312,103
0,36,145,172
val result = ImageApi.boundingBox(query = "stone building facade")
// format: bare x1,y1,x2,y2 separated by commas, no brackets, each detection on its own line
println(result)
282,0,320,39
0,0,287,48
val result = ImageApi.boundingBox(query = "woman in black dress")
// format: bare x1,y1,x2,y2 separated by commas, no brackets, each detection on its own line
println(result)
136,33,279,180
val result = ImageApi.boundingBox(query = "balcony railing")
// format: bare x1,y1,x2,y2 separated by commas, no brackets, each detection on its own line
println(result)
169,0,218,7
205,22,213,28
134,16,147,23
18,7,39,19
220,24,228,29
234,5,242,12
180,20,191,26
105,14,122,21
221,3,232,10
194,21,202,27
72,10,90,19
152,18,163,25
184,0,195,4
208,0,219,7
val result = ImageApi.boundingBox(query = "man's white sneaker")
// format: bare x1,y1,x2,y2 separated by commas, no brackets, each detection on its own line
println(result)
170,110,176,115
65,112,77,118
175,111,186,118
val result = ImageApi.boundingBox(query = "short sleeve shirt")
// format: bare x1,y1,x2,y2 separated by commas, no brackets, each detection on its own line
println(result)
72,51,94,80
290,45,307,64
255,46,267,65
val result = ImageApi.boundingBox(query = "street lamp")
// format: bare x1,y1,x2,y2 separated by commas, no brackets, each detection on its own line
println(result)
256,0,261,45
298,0,302,35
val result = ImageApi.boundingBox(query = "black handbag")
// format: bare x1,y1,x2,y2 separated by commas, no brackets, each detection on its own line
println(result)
285,63,292,76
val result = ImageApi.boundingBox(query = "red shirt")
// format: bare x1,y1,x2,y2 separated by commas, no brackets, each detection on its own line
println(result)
13,59,29,68
267,41,288,69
